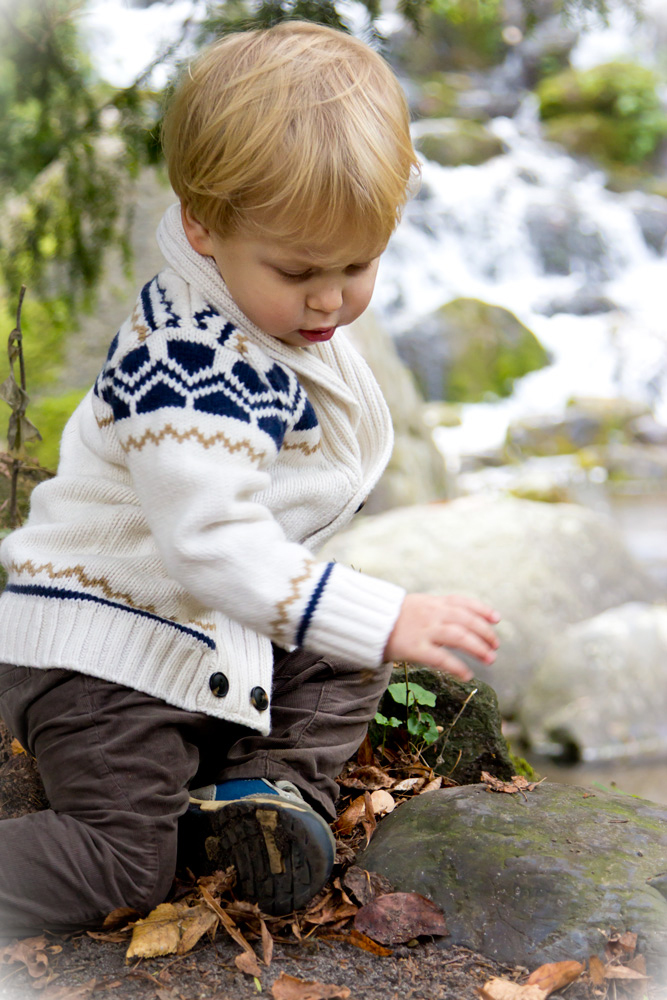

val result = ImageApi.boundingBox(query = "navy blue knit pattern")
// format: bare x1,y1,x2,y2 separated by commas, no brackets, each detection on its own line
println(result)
94,276,316,450
296,562,335,647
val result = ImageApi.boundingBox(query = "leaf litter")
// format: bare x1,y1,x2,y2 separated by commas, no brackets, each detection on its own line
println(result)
0,724,665,1000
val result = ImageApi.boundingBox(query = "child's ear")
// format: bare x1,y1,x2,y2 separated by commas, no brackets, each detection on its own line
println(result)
181,204,215,256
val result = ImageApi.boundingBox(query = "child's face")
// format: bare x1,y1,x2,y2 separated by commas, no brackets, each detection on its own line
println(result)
182,208,380,346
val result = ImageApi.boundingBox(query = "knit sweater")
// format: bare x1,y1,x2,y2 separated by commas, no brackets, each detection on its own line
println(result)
0,205,406,733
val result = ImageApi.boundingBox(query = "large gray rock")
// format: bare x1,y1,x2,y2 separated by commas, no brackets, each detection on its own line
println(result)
347,311,450,514
521,602,667,761
359,782,667,976
320,497,663,714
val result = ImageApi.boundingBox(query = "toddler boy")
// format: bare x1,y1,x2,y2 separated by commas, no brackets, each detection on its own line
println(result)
0,22,499,934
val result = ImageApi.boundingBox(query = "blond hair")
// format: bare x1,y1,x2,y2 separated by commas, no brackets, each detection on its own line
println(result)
162,22,418,260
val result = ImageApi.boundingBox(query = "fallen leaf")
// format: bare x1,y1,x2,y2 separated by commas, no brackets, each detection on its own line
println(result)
260,917,274,967
356,734,375,767
361,790,376,845
125,901,217,959
478,979,547,1000
235,950,263,978
607,930,638,955
391,777,424,793
369,790,395,816
342,766,393,790
176,903,218,955
627,954,647,975
421,776,443,793
271,971,351,999
199,885,257,958
354,892,447,945
342,866,393,907
604,966,650,981
41,980,97,1000
102,907,142,930
346,928,393,956
588,955,606,987
10,738,25,756
0,935,50,978
126,903,182,958
332,794,366,835
526,960,584,993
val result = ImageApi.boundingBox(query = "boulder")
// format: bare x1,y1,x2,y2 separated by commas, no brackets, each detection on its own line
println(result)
346,311,450,514
520,602,667,761
320,497,663,714
372,667,514,784
414,119,504,167
358,782,667,976
394,297,550,403
505,397,651,458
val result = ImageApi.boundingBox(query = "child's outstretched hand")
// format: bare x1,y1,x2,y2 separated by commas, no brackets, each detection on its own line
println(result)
383,593,500,681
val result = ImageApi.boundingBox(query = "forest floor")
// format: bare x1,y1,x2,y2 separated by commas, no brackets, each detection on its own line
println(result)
0,728,665,1000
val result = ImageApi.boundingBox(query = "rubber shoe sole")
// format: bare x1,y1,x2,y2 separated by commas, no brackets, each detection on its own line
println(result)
179,793,335,916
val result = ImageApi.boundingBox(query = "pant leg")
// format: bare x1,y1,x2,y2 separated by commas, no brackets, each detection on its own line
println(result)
215,649,393,819
0,664,231,938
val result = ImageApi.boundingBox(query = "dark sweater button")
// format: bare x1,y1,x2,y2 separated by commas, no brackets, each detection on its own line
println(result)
209,672,229,698
250,686,269,711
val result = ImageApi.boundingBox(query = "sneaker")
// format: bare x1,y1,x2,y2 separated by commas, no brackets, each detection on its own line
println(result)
178,778,336,915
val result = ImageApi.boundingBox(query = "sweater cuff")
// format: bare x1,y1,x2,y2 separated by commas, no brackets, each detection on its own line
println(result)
299,562,406,668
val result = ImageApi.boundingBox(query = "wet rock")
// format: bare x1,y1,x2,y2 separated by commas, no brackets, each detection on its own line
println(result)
358,782,667,976
372,667,513,784
505,397,652,458
320,496,663,714
582,442,667,487
536,287,618,316
633,203,667,254
520,602,667,761
414,119,504,168
524,201,612,281
394,297,550,403
347,311,450,514
629,414,667,446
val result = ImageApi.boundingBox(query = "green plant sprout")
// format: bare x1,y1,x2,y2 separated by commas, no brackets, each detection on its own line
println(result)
375,678,440,747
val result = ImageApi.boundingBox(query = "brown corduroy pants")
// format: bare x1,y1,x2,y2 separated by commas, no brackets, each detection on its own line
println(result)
0,647,391,938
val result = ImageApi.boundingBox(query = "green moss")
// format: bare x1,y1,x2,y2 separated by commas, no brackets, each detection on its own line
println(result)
508,752,540,780
26,388,88,469
415,122,504,167
536,61,667,166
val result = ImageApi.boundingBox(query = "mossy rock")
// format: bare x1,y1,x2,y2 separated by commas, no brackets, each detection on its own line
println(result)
415,120,504,167
537,61,667,166
372,666,513,784
392,3,506,76
395,297,550,403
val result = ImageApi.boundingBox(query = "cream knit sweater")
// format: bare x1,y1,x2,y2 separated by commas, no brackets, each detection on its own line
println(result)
0,206,406,733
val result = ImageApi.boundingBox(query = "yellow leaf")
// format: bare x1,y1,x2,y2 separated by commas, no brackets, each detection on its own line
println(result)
478,978,547,1000
126,903,181,958
126,901,217,959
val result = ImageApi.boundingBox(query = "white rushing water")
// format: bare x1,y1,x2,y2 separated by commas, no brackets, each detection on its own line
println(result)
373,106,667,458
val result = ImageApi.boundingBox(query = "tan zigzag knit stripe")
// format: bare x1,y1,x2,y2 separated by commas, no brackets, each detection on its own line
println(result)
269,558,315,640
282,439,321,455
121,423,267,460
8,559,215,633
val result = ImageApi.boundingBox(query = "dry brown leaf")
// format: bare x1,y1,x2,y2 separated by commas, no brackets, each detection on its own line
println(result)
125,903,182,959
199,885,257,957
481,772,520,794
235,950,263,978
588,955,607,987
0,935,50,978
271,971,351,999
10,738,25,756
356,733,375,767
260,917,274,967
342,766,393,790
176,903,218,955
354,892,447,945
627,954,647,975
369,789,395,816
525,960,584,993
361,790,377,846
421,776,443,793
332,795,366,835
102,907,142,930
342,866,393,907
197,866,237,897
41,980,97,1000
478,979,547,1000
346,928,393,956
604,966,650,981
391,777,424,793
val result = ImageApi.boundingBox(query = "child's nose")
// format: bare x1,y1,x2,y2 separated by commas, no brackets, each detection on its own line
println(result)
306,283,343,314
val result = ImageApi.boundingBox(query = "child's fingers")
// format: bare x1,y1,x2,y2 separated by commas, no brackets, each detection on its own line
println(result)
433,624,497,664
441,593,501,623
433,607,500,650
421,645,474,682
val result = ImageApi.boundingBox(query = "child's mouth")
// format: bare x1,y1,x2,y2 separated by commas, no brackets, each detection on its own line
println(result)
299,327,336,343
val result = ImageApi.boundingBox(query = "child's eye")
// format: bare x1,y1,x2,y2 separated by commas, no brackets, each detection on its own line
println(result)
277,268,314,281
